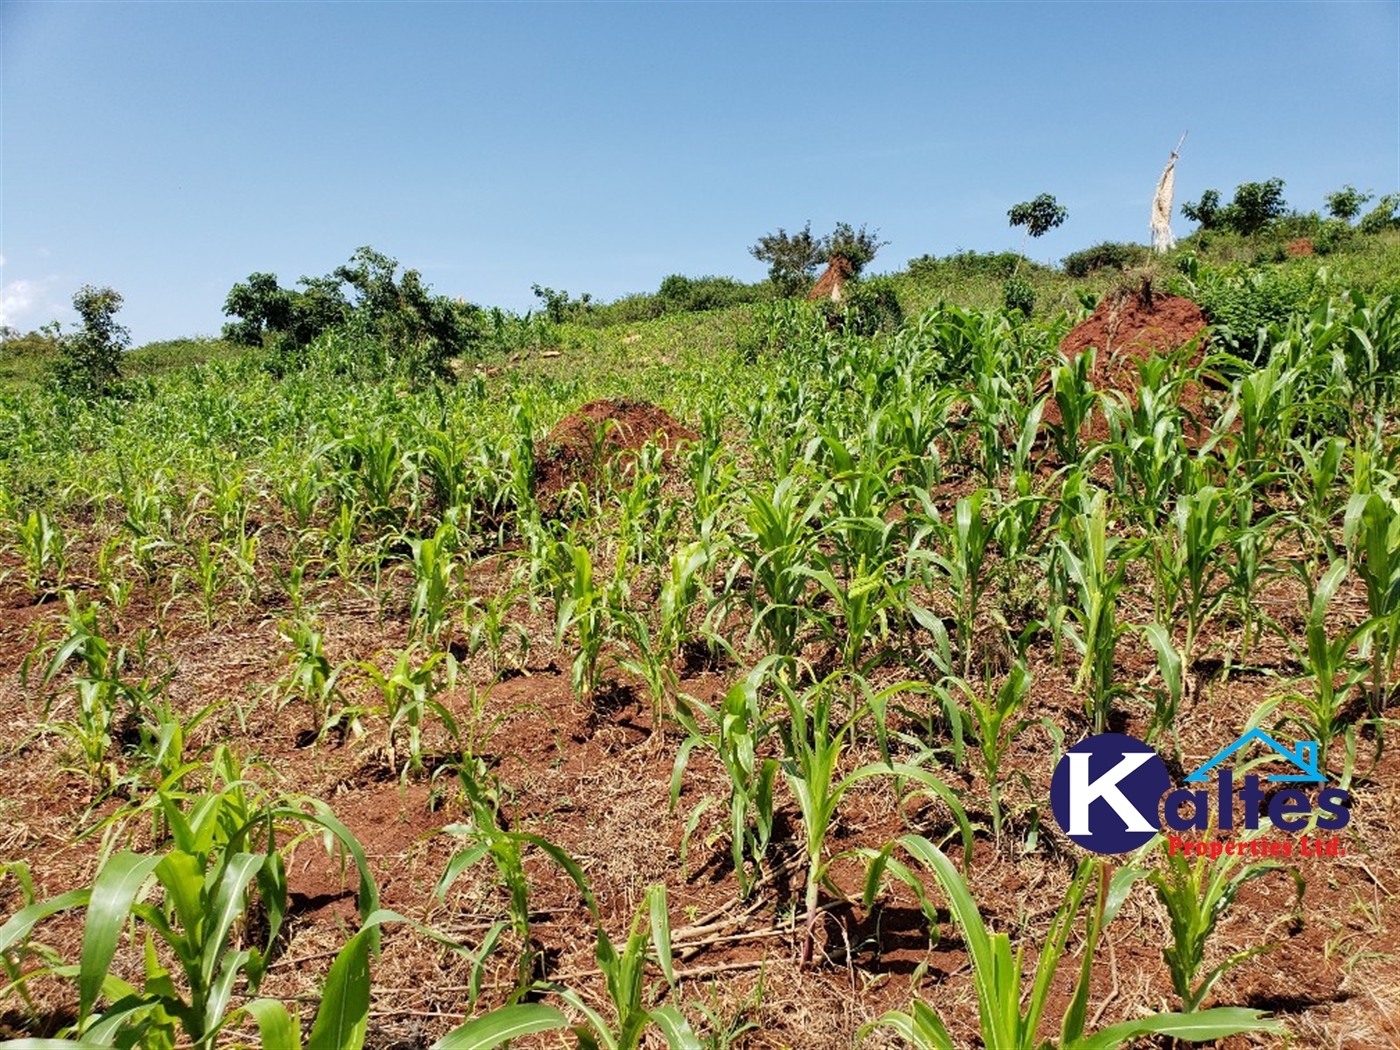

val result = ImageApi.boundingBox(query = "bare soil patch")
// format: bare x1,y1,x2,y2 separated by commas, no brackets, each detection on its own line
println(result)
533,399,696,505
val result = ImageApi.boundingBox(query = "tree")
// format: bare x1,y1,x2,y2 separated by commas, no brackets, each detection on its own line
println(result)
749,222,826,297
1007,193,1068,240
1324,185,1373,223
1180,179,1287,235
222,247,480,379
826,223,888,275
222,272,348,348
1229,178,1287,235
1005,193,1067,305
1359,193,1400,234
335,247,481,378
749,221,887,297
52,285,129,396
1180,189,1224,230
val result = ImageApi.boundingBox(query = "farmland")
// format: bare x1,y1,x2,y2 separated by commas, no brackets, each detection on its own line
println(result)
2,236,1400,1049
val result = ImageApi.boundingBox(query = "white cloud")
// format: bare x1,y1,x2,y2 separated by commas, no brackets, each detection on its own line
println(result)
0,255,6,268
0,277,61,329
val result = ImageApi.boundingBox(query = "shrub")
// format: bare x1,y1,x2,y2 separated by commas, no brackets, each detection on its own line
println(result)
1182,179,1287,236
1325,184,1372,222
1002,275,1036,316
222,272,349,348
51,286,129,397
840,276,904,335
1062,241,1148,278
657,274,764,314
1359,193,1400,234
1181,189,1226,231
1189,263,1320,354
906,250,1025,281
750,221,886,297
225,248,481,380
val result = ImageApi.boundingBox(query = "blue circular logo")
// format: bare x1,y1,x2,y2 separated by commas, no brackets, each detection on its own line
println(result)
1050,733,1169,854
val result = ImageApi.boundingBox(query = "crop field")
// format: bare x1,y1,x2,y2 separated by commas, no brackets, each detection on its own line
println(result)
2,251,1400,1049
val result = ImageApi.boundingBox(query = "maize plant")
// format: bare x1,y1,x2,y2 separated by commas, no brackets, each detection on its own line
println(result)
1056,491,1130,733
1344,489,1400,711
858,838,1282,1049
734,474,824,658
776,673,971,966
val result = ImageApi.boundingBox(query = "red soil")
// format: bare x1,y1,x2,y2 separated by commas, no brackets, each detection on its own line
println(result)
1043,283,1215,443
533,399,697,501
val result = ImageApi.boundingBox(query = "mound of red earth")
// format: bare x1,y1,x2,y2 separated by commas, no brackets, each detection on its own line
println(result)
1042,283,1214,443
533,399,697,502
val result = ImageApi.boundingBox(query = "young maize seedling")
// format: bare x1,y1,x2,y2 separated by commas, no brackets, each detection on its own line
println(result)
777,674,971,966
357,644,457,779
1343,490,1400,712
1262,560,1370,769
1056,491,1129,734
408,521,461,644
1134,834,1301,1012
14,508,66,594
437,759,597,1006
1048,348,1099,465
670,660,782,897
859,838,1282,1049
735,474,824,658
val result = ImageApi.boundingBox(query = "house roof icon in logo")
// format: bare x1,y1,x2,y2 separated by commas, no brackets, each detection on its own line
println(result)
1183,729,1327,783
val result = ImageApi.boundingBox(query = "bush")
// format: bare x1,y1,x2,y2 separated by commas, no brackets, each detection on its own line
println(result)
1062,241,1148,278
1002,276,1036,317
1182,179,1287,236
1359,193,1400,234
1325,185,1372,222
1188,263,1320,355
750,221,886,297
840,276,904,335
906,250,1025,281
656,274,764,314
225,248,481,381
51,286,129,397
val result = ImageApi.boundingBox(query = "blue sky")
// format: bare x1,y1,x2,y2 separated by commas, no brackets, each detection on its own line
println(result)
3,1,1397,344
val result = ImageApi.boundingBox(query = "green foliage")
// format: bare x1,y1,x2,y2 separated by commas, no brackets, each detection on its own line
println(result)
1002,275,1036,316
858,840,1282,1049
1062,241,1147,278
906,249,1025,281
531,283,594,324
750,221,885,297
0,784,378,1049
840,276,904,335
1182,179,1288,236
1325,184,1373,222
1056,491,1129,734
749,222,826,298
1008,193,1068,239
670,663,780,897
825,222,887,273
776,672,971,966
1229,179,1288,235
1184,262,1321,354
655,274,763,314
221,271,348,349
1359,192,1400,234
1135,841,1297,1013
51,286,129,397
1181,188,1225,231
223,247,481,380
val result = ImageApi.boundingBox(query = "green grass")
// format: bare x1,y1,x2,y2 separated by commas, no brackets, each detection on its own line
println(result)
1,335,245,390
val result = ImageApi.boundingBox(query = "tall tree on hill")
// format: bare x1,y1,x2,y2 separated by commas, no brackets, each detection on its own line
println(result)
750,222,886,298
